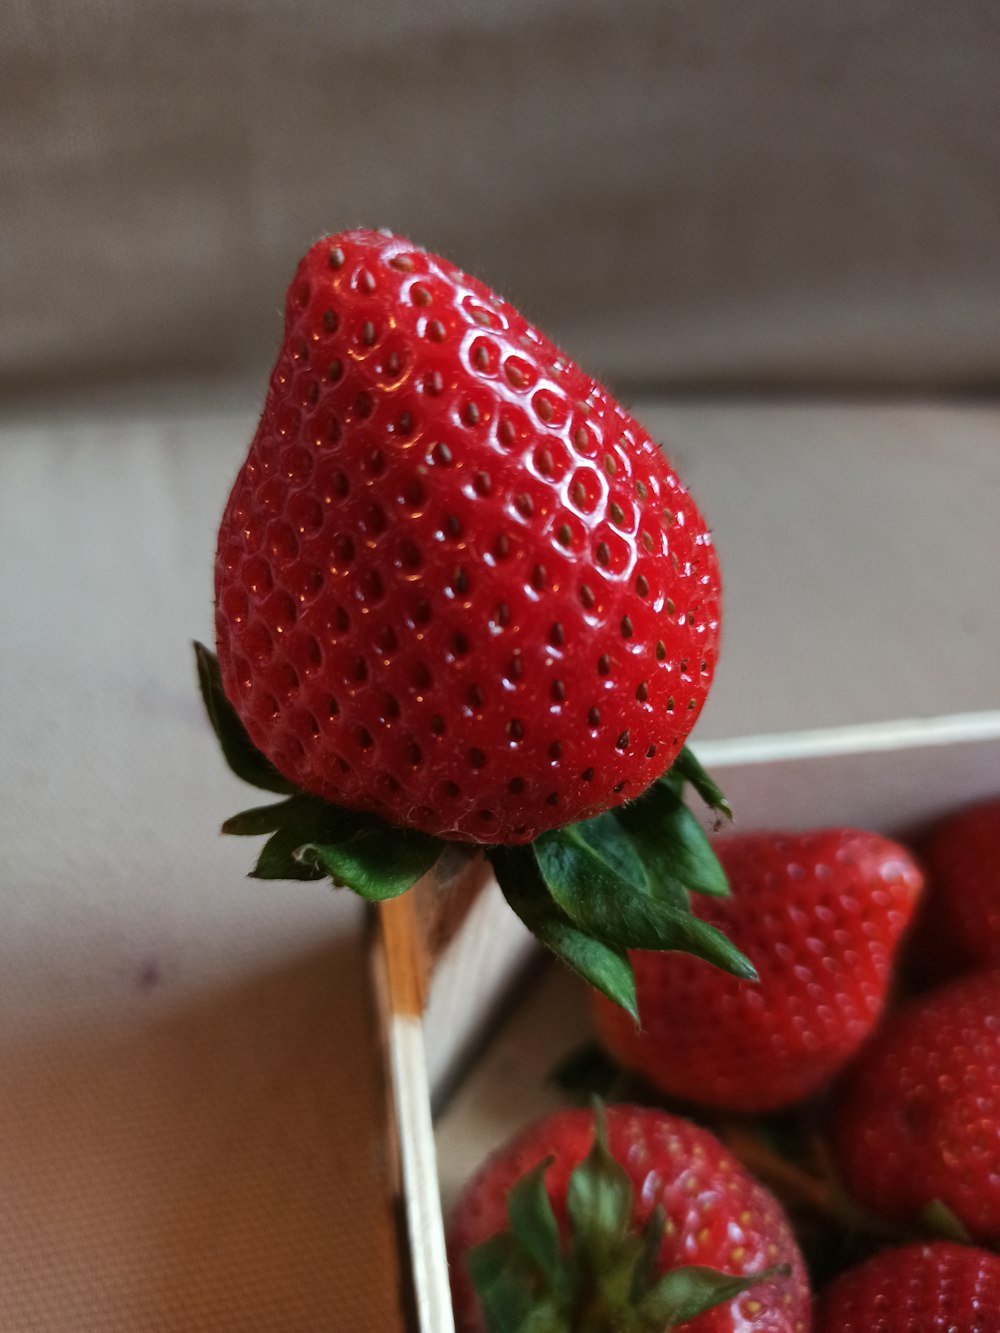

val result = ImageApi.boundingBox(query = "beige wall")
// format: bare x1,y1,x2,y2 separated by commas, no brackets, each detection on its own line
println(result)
3,0,999,394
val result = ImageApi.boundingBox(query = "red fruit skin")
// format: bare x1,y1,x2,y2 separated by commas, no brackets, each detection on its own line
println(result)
215,230,720,844
446,1104,811,1333
909,798,1000,983
592,830,924,1112
829,968,1000,1244
813,1242,1000,1333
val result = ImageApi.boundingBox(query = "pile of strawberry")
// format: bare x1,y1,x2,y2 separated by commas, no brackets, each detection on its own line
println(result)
197,229,1000,1330
448,802,1000,1331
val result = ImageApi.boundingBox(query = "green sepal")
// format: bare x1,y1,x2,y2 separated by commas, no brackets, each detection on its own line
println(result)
193,641,297,795
195,643,745,991
615,779,730,901
222,799,302,836
197,644,444,899
566,1104,632,1272
507,1159,564,1287
491,848,638,1021
670,745,733,819
919,1199,974,1244
533,826,756,981
630,1207,666,1305
252,825,329,881
244,803,441,899
304,824,442,901
240,794,378,848
638,1264,790,1326
465,1233,556,1333
571,812,652,891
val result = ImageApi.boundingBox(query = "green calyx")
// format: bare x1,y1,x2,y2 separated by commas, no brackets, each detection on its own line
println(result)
466,1106,787,1333
195,643,753,1008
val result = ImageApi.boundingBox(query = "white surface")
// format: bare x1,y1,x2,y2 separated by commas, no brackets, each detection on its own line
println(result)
639,399,1000,739
697,716,1000,840
422,868,537,1106
697,710,1000,765
1,395,348,1035
388,1013,456,1333
436,964,590,1217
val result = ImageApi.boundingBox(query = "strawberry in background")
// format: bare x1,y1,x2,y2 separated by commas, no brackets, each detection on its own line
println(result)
592,829,924,1112
813,1241,1000,1333
908,797,1000,983
829,967,1000,1245
447,1103,811,1332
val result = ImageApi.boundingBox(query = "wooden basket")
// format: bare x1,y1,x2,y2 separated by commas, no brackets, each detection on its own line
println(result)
374,710,1000,1332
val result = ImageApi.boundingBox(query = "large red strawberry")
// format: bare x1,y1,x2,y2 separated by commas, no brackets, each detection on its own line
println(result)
813,1241,1000,1332
446,1104,811,1332
198,228,750,1011
591,830,924,1112
214,228,719,845
828,968,1000,1244
908,797,1000,982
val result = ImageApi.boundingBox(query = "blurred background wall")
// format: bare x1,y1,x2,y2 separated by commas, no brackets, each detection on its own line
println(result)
3,0,999,399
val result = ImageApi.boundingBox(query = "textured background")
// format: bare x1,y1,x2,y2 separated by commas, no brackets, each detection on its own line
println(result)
3,0,999,396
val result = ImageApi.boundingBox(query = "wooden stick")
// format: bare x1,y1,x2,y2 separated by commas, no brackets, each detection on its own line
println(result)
380,890,455,1333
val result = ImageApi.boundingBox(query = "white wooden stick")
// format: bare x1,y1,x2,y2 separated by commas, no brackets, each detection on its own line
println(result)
380,891,456,1333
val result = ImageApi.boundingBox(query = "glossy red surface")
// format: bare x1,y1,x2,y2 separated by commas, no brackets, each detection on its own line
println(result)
813,1242,1000,1332
215,230,720,842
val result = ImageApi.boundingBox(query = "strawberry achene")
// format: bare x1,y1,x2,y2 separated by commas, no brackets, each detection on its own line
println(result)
593,829,924,1112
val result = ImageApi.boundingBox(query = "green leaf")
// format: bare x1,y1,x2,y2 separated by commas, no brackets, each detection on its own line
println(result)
465,1234,541,1333
534,828,756,980
193,642,297,795
491,848,638,1020
305,825,441,901
630,1206,666,1305
507,1159,563,1286
223,783,443,899
229,793,379,845
566,1106,633,1272
571,812,651,890
617,781,730,900
670,746,732,818
920,1199,974,1244
639,1264,789,1326
465,1234,567,1333
252,826,328,881
221,797,309,836
537,922,638,1022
